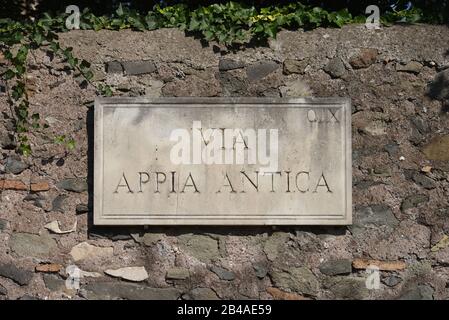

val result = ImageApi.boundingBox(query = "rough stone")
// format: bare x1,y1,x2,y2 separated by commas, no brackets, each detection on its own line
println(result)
263,232,290,261
246,61,279,81
178,234,219,263
0,130,15,149
75,203,89,214
0,179,27,191
122,60,157,75
401,194,429,211
319,259,352,276
182,287,219,300
280,79,312,97
0,283,7,295
352,258,406,271
142,233,164,246
43,274,65,291
57,178,88,193
427,68,449,100
266,287,308,300
9,233,57,259
5,157,28,174
219,58,245,71
396,61,423,74
0,218,7,232
352,205,399,233
382,275,402,287
210,266,235,281
422,135,449,161
52,194,68,212
349,48,378,69
166,267,189,280
253,263,268,279
30,182,50,192
270,267,319,297
35,263,62,273
399,284,434,300
70,242,113,262
105,60,123,73
23,193,45,208
84,281,181,300
0,263,33,286
283,59,307,75
412,173,436,190
325,276,370,300
324,57,346,78
105,266,149,282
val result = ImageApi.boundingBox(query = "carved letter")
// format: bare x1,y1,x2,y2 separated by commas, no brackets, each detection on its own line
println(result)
314,172,332,193
155,172,166,193
181,173,199,193
138,172,150,192
114,172,133,193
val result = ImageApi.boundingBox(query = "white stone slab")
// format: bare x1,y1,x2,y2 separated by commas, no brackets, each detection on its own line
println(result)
94,97,352,225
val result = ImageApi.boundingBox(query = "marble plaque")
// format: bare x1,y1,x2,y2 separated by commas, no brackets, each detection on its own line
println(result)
94,97,351,225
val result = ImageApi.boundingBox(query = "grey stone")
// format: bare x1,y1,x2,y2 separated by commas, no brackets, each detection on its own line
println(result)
166,267,189,280
401,194,429,211
0,283,7,295
396,61,423,74
0,130,15,149
219,58,245,71
253,263,268,279
319,259,352,276
18,295,40,300
324,58,346,78
263,232,290,261
352,204,399,232
43,274,65,291
57,178,88,193
210,266,235,281
270,267,319,296
412,173,436,190
384,142,399,157
84,281,181,300
325,276,369,300
9,232,57,259
52,194,68,212
76,203,89,214
0,263,33,286
122,60,157,76
246,61,279,81
0,218,7,232
23,193,45,208
182,287,219,300
399,284,434,300
105,61,123,73
427,69,449,100
5,157,28,174
382,275,402,287
178,234,219,263
142,233,164,246
283,59,307,75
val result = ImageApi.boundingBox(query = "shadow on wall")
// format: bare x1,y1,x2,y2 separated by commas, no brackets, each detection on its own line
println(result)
84,105,347,239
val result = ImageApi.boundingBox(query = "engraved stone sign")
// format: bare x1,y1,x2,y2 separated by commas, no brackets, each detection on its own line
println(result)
94,97,351,225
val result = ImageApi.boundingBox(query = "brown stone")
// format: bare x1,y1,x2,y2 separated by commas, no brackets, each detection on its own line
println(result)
422,135,449,161
266,287,309,300
30,182,50,192
0,180,27,191
35,263,62,273
352,258,406,271
349,48,378,69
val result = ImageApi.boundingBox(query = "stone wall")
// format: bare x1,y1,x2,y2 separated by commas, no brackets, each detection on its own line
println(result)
1,24,449,300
